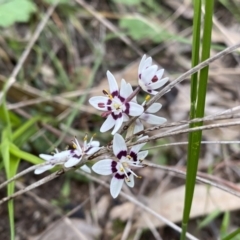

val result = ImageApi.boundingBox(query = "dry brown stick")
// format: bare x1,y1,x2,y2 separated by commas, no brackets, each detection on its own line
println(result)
0,169,64,205
145,162,240,192
90,119,240,160
127,120,240,148
0,1,59,104
133,112,240,138
75,0,143,56
145,140,240,150
121,43,240,133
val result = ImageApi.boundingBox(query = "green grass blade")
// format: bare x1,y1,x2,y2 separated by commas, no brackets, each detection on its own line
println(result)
12,116,40,146
181,1,214,239
9,143,43,165
180,0,202,238
198,209,221,229
222,228,240,240
12,116,40,142
1,98,12,138
189,0,201,120
1,129,20,240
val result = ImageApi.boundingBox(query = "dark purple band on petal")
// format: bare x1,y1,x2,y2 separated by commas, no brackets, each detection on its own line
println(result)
85,146,92,153
111,161,117,173
107,99,112,111
70,149,75,153
119,95,125,102
124,102,130,115
115,173,125,179
111,112,122,120
117,150,127,160
112,90,119,98
72,154,81,159
129,151,137,162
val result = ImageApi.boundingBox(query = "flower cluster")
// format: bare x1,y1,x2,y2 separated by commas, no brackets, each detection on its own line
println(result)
35,136,100,174
92,133,148,198
36,55,168,198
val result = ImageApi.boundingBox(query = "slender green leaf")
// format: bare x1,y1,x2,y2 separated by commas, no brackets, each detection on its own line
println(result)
0,99,12,139
9,143,43,165
181,1,214,239
198,209,221,229
1,129,20,240
113,0,141,5
180,0,202,238
12,116,40,146
222,228,240,240
221,211,230,235
12,116,40,141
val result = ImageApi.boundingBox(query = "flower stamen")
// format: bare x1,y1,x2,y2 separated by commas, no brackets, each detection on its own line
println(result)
103,89,113,100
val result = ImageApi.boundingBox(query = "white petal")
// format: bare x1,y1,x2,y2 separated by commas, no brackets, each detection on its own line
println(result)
113,133,127,158
64,157,81,168
56,150,75,160
34,165,54,175
120,79,132,99
137,150,149,160
133,119,144,134
111,116,123,135
148,77,168,90
141,113,167,125
131,135,148,153
156,69,164,80
39,154,52,161
110,177,124,198
149,90,158,95
138,55,152,75
90,141,100,147
142,56,152,70
107,71,119,94
89,96,109,111
100,115,116,133
125,174,134,188
80,164,91,173
138,79,148,92
92,159,114,175
128,102,144,116
138,54,146,74
141,65,157,84
147,103,162,113
86,146,100,155
123,113,129,122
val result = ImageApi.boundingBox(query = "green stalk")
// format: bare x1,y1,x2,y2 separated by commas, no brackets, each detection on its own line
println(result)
180,1,214,239
222,228,240,240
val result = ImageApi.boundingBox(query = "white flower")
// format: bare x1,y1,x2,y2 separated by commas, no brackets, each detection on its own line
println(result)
34,136,100,174
138,55,168,95
89,71,144,135
64,136,100,169
123,83,167,133
34,149,73,175
134,98,167,134
92,133,148,198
